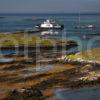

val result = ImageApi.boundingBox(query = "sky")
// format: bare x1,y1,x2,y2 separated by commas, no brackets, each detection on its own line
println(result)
0,0,100,13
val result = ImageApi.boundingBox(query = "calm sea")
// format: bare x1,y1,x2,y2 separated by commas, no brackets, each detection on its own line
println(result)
0,13,100,52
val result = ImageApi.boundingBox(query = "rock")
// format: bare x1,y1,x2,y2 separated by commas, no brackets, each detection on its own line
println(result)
22,87,44,99
5,90,22,100
3,64,25,71
5,87,44,100
80,64,94,73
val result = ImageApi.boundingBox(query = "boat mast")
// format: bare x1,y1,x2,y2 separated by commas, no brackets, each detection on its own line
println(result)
78,12,80,28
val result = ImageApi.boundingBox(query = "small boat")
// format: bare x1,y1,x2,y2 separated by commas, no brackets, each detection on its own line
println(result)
35,19,64,30
75,13,95,29
86,24,95,28
75,24,95,29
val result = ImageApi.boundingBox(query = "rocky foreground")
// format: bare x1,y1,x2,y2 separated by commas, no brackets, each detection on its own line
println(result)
0,34,100,100
0,55,100,100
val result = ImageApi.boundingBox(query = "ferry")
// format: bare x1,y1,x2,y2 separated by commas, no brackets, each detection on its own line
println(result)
35,19,64,30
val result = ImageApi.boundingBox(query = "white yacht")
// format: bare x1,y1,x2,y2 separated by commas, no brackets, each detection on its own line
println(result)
35,19,64,30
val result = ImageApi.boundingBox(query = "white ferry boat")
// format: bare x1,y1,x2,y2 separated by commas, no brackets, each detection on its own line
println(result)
35,19,64,30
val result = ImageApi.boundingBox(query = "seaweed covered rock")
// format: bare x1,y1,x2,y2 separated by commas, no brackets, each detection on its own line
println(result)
5,87,44,100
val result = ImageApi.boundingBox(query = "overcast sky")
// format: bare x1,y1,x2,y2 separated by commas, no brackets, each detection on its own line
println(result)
0,0,100,13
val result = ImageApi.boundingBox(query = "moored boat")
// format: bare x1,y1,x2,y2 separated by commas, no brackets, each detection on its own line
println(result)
75,24,96,29
35,19,64,30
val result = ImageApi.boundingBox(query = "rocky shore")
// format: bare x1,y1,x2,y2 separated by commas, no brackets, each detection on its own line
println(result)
1,62,100,100
0,32,78,99
0,56,100,100
0,32,100,100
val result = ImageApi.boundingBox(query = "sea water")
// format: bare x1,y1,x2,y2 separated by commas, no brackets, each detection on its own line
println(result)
0,13,100,53
56,86,100,100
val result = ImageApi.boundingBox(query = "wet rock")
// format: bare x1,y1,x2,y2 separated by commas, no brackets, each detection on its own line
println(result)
22,87,44,99
3,64,25,70
5,87,44,100
5,90,22,100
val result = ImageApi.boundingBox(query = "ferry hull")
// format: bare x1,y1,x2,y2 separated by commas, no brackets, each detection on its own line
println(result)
35,25,64,30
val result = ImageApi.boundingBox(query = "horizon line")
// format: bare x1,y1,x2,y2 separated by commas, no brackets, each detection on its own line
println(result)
0,12,100,14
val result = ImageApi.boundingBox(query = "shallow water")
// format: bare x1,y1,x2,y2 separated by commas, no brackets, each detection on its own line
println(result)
0,49,16,55
0,58,14,63
31,65,65,72
56,86,100,100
